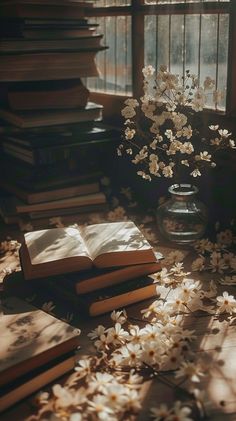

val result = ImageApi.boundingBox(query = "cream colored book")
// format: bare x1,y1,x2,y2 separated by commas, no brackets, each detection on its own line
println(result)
20,221,158,280
0,296,80,391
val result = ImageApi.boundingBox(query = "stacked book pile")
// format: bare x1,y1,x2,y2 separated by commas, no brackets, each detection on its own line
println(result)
0,0,120,228
0,296,81,412
4,221,163,317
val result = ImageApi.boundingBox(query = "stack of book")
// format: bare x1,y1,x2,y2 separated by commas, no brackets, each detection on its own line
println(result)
0,295,80,412
0,0,120,228
4,221,163,316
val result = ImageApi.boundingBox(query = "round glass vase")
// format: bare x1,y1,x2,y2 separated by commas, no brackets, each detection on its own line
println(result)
156,183,208,244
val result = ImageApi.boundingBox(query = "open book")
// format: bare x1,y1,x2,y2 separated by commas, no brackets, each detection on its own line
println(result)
20,221,158,280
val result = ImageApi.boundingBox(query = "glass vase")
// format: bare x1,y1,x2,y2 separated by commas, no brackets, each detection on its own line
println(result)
156,183,208,244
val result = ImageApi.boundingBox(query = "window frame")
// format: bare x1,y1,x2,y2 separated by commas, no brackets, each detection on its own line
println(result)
87,1,236,121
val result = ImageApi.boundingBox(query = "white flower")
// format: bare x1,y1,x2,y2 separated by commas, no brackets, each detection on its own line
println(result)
219,128,231,138
216,291,236,314
199,151,211,161
209,124,219,130
182,125,193,139
75,359,91,378
124,98,139,107
164,250,185,265
121,105,136,119
88,325,107,340
125,127,135,140
150,403,170,420
209,251,228,273
191,256,205,272
162,165,174,178
172,401,193,421
175,361,205,383
190,168,201,177
113,343,142,366
110,309,127,325
88,395,114,420
106,323,129,344
89,372,115,392
204,76,215,90
142,65,155,78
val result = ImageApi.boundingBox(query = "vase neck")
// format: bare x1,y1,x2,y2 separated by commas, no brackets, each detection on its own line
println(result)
168,183,198,201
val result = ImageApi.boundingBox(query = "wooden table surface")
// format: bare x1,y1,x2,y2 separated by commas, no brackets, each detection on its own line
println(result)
0,216,236,421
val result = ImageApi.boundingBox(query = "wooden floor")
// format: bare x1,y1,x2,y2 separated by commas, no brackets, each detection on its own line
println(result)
0,218,236,421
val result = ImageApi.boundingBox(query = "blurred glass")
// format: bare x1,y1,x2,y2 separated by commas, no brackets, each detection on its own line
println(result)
144,13,229,110
145,1,229,4
86,16,132,94
93,0,131,6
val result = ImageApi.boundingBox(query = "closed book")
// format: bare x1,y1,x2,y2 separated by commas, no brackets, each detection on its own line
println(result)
15,191,107,213
2,124,120,148
2,134,118,166
0,56,100,82
0,295,80,390
57,259,162,294
0,35,103,55
0,49,105,70
0,351,77,412
0,178,100,204
0,102,103,128
47,275,159,317
19,26,97,39
0,1,93,19
28,203,109,219
19,221,158,280
8,79,90,110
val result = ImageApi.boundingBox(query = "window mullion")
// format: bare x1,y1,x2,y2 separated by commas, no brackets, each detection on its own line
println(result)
132,2,144,99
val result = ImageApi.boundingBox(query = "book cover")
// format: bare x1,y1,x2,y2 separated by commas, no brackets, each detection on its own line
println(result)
1,36,102,51
47,275,158,317
57,258,162,294
2,133,119,166
0,296,80,389
0,1,93,19
0,351,77,413
8,78,90,110
0,49,105,71
0,179,100,204
0,56,99,81
15,191,107,213
20,221,158,279
0,102,103,128
2,124,120,148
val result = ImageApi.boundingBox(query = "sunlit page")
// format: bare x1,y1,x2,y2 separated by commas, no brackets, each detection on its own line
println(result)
25,227,90,265
80,221,152,260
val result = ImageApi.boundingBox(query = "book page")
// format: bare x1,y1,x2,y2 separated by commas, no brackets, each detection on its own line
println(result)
80,221,153,261
25,226,90,265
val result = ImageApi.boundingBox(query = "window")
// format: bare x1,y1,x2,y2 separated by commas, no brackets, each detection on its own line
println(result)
87,0,236,116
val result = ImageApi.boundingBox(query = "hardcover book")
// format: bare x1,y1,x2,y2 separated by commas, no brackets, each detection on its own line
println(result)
0,1,93,19
47,274,159,317
0,36,102,55
54,259,162,294
0,178,100,204
0,296,80,390
8,78,90,110
0,351,77,412
0,102,103,128
14,191,106,213
20,221,158,280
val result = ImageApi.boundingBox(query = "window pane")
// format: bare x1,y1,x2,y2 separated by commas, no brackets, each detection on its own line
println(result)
94,0,131,6
144,13,229,110
145,1,229,4
86,16,132,94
